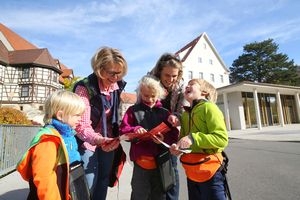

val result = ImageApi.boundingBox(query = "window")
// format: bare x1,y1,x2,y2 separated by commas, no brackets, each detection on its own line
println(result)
210,74,215,82
220,75,224,83
21,86,29,97
198,57,202,63
203,43,207,49
209,59,213,65
22,68,30,79
199,72,203,79
53,73,58,82
188,71,193,80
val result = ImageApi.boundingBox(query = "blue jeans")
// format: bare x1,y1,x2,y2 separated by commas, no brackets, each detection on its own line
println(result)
187,170,226,200
166,155,179,200
79,147,114,200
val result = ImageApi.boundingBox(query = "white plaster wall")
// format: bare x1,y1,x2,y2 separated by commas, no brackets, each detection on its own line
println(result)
180,36,229,89
227,92,246,130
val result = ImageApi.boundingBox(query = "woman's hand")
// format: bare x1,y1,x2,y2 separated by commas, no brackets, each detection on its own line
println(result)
96,136,120,152
101,138,120,152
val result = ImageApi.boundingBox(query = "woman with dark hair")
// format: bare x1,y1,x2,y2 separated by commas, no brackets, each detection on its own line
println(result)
149,53,185,200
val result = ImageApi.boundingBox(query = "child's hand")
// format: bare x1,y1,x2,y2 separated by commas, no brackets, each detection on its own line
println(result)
135,127,147,134
177,135,192,149
168,115,180,127
170,143,181,156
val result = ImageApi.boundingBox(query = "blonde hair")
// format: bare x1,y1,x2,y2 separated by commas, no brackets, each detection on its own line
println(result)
91,46,128,79
189,79,218,103
136,75,166,103
43,90,86,124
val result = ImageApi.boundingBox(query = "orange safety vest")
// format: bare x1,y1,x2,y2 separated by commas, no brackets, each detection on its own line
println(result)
16,127,70,200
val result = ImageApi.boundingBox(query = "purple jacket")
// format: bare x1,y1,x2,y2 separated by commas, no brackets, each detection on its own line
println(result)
119,101,179,161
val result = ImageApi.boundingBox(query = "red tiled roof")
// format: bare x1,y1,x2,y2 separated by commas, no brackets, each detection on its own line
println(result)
0,23,37,50
0,23,73,80
175,33,202,62
59,62,73,76
9,48,60,70
121,92,137,104
175,32,229,73
0,41,9,64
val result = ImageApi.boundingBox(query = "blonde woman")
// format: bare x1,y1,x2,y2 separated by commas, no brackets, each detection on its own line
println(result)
73,46,128,200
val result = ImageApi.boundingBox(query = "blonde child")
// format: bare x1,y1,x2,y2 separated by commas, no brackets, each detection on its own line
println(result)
119,75,179,200
17,90,88,200
170,79,228,200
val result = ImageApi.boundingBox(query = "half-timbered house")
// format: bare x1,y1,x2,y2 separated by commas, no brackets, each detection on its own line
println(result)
0,23,71,114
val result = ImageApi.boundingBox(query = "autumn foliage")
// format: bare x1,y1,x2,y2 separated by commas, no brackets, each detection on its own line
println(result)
0,107,32,125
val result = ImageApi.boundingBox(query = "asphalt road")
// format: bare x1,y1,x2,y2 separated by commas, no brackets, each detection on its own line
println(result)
225,139,300,200
1,138,300,200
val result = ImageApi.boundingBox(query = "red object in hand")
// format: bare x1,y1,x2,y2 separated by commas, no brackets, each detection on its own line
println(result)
120,122,171,141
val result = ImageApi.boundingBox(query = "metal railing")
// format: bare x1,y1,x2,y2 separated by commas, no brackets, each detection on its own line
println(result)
0,125,41,177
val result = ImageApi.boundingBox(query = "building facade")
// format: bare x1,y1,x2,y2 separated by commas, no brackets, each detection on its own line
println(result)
217,82,300,130
0,23,73,114
176,32,230,88
175,32,300,130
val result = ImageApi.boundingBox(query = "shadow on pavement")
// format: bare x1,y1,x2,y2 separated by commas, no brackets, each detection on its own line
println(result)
0,188,28,200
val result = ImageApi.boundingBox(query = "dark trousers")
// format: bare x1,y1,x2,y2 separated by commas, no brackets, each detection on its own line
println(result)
131,163,165,200
166,155,179,200
187,170,226,200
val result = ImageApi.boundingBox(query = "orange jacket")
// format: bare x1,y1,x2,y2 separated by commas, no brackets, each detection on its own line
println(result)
17,127,70,200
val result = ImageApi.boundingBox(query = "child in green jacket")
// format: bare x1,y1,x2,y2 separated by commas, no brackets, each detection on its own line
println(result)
170,79,228,200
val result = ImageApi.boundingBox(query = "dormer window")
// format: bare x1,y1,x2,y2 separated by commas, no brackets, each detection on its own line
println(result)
22,68,30,79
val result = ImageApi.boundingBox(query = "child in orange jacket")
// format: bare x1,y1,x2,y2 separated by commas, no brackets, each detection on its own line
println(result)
17,90,87,200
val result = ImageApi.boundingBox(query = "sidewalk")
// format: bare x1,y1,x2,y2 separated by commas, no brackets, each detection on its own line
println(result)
0,124,299,200
229,124,300,142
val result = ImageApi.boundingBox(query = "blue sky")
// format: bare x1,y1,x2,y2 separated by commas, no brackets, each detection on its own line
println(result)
1,0,300,93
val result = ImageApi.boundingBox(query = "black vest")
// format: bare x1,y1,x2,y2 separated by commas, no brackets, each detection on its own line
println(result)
132,102,170,130
73,73,126,137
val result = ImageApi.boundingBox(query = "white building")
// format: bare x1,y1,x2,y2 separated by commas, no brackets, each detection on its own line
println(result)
176,32,230,88
175,32,300,130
